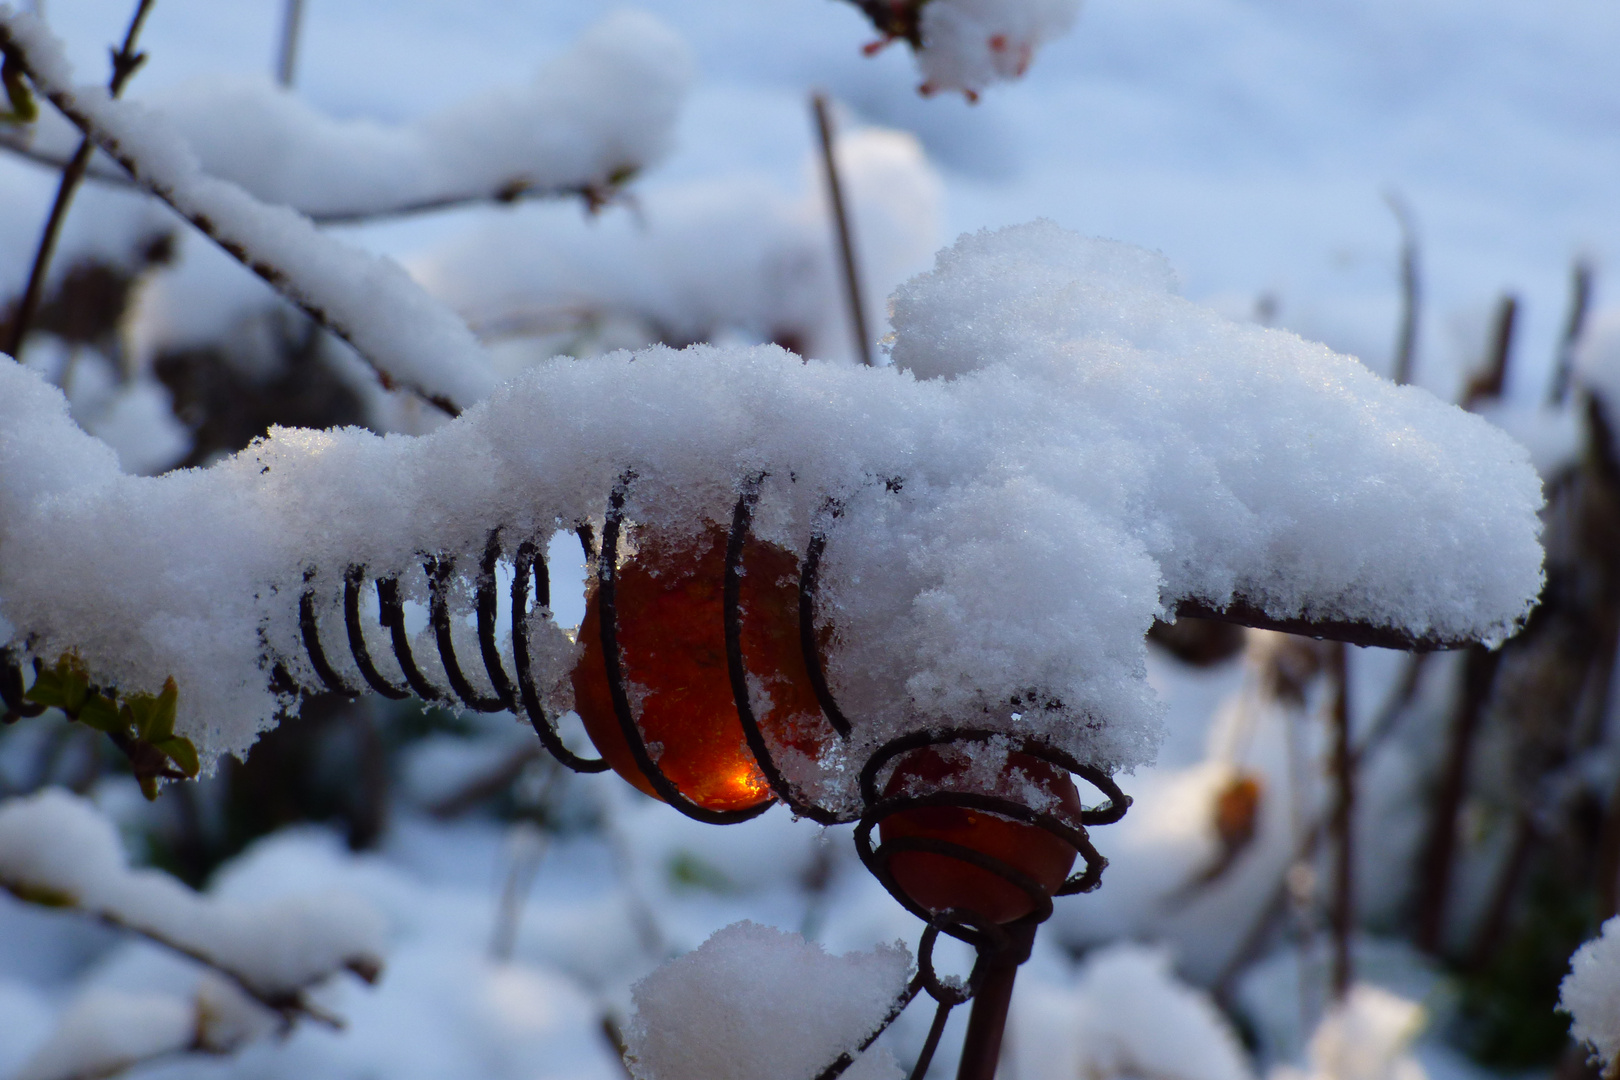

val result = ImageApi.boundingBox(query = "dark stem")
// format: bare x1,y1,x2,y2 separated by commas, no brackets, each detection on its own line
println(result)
5,0,155,359
812,93,873,367
1386,192,1421,387
1414,645,1499,954
276,0,305,87
1463,294,1517,409
1549,259,1594,406
1466,812,1537,971
1328,642,1354,998
954,923,1037,1080
1173,597,1468,652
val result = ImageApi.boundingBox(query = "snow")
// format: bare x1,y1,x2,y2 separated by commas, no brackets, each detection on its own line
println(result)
624,920,910,1080
1010,942,1255,1080
0,220,1544,776
1271,984,1429,1080
12,11,693,221
1560,915,1620,1071
914,0,1082,98
0,788,385,998
0,8,498,412
11,987,196,1080
408,123,944,370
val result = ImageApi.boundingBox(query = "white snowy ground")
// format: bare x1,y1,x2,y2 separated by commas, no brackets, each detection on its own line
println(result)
1,2,1613,1079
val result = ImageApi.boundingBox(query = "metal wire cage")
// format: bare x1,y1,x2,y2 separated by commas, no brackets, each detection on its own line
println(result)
2,470,1132,1080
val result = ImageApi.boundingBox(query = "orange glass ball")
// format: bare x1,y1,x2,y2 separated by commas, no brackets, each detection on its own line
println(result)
879,747,1083,925
572,524,828,812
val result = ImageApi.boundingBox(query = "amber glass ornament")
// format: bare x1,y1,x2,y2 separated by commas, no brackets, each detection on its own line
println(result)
572,524,828,812
879,747,1083,925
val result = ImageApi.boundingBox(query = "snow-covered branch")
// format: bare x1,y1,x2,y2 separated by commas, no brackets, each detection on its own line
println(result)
0,223,1543,776
0,789,385,1026
0,11,692,226
0,8,497,414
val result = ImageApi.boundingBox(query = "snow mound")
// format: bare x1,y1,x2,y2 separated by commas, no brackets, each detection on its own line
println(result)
625,921,910,1080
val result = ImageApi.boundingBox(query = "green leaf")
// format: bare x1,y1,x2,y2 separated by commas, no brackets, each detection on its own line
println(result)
152,735,199,779
121,678,177,742
25,654,92,715
76,693,124,734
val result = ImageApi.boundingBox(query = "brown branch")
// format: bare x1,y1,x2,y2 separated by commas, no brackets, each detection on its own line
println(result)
1173,597,1473,652
4,0,154,359
1414,644,1499,954
0,25,466,417
811,93,873,367
1386,192,1421,387
1328,642,1354,998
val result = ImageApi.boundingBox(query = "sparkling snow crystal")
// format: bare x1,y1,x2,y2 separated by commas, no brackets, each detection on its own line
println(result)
625,921,911,1080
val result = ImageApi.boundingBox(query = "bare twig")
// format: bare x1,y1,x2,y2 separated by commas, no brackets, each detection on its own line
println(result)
1414,645,1499,954
276,0,305,88
1463,294,1517,409
1328,643,1353,998
4,0,154,359
1386,192,1421,387
811,93,874,367
0,879,361,1028
1550,259,1595,406
1173,597,1471,652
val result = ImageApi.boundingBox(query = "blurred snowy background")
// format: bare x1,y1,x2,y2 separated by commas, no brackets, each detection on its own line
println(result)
3,2,1620,1080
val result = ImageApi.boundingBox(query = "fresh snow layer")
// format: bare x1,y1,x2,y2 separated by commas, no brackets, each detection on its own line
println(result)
624,921,910,1080
0,223,1543,777
0,789,385,997
13,11,692,220
1561,915,1620,1070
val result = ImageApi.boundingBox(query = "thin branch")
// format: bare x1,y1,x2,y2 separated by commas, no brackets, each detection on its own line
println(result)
0,132,624,224
1386,192,1421,387
276,0,305,88
1550,259,1595,406
1328,642,1353,998
1173,597,1473,652
811,93,874,367
1414,645,1499,954
0,879,362,1028
0,15,493,415
4,0,155,359
1463,294,1517,410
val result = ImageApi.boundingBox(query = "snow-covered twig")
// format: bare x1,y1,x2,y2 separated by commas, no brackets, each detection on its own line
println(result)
0,789,385,1029
4,0,153,358
0,9,497,414
0,130,640,224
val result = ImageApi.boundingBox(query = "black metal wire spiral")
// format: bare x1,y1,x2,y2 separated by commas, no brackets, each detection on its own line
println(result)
3,469,1133,1080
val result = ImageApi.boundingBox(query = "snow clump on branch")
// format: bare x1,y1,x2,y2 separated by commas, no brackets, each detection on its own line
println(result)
14,11,693,221
0,222,1543,786
0,788,385,999
1561,915,1620,1072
